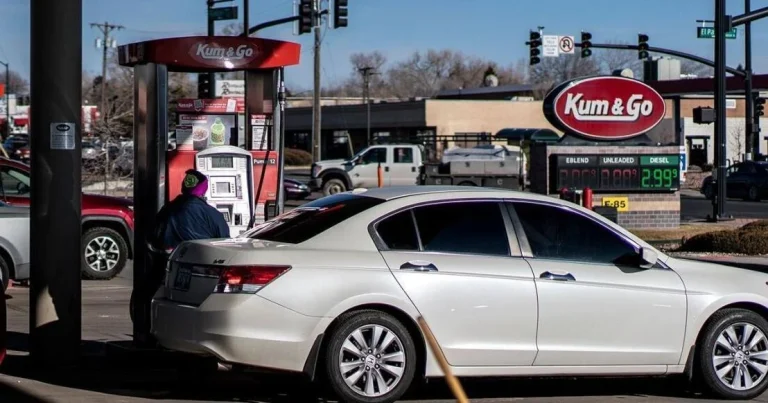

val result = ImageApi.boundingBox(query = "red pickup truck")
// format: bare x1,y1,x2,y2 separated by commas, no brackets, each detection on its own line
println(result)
0,157,134,280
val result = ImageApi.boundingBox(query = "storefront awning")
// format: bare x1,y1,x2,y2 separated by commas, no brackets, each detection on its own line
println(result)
494,128,561,142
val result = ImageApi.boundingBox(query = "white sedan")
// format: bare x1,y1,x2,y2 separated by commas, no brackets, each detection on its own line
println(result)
152,186,768,402
0,201,29,291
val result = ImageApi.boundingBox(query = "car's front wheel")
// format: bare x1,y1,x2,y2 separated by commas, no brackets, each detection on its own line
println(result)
697,308,768,399
325,310,417,403
323,178,347,197
82,227,128,280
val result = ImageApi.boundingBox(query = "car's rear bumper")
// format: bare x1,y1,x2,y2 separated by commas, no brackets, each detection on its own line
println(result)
151,291,329,373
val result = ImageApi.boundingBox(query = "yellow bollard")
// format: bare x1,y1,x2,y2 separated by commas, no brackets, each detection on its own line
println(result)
416,316,469,403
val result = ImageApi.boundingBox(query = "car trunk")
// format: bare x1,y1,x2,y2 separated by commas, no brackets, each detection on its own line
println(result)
163,238,288,306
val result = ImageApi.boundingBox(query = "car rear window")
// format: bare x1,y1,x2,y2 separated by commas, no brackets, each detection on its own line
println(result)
243,193,384,244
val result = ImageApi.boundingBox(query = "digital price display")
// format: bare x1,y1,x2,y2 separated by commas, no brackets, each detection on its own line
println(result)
551,154,680,193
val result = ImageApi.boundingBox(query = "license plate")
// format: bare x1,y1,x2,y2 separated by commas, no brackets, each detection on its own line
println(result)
173,267,192,291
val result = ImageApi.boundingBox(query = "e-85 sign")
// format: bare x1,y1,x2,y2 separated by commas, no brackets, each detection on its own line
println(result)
601,196,629,212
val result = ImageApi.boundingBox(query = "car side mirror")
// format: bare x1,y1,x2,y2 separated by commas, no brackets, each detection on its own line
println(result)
639,247,658,269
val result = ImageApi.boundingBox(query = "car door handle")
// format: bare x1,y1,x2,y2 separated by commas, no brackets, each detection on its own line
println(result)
400,261,438,272
411,166,416,172
385,166,390,172
539,271,575,281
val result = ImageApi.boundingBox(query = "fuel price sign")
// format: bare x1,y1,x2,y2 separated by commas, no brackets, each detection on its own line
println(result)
551,154,680,193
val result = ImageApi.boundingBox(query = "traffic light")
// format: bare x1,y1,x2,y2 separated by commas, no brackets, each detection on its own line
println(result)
638,33,649,60
756,97,765,117
197,73,210,98
333,0,348,29
298,0,314,34
581,32,592,58
528,30,541,66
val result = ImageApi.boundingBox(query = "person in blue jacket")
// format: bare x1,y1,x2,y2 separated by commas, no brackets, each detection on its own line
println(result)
154,169,231,249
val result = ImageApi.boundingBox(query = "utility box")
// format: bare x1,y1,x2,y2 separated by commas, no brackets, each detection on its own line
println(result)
693,106,716,124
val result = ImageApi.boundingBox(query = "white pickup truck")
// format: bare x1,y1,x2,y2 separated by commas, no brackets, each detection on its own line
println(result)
309,144,424,196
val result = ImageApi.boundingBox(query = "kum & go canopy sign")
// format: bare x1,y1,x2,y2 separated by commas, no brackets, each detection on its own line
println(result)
543,76,666,141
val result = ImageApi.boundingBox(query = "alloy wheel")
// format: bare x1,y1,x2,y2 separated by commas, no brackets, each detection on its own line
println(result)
712,322,768,391
337,324,407,398
85,236,121,272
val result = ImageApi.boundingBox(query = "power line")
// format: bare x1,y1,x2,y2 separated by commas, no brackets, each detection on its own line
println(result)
90,21,124,121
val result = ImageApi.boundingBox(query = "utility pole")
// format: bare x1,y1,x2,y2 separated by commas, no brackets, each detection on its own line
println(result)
312,0,322,162
0,61,9,140
90,21,124,121
358,66,378,146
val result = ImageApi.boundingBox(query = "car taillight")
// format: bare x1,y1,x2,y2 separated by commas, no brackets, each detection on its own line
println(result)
213,265,291,294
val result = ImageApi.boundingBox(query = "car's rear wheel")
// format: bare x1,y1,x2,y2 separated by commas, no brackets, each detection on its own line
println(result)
82,227,128,280
325,310,417,403
746,185,761,202
697,308,768,399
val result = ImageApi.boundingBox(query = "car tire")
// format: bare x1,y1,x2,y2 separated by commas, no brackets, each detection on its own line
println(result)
324,310,417,403
323,178,347,197
81,227,128,280
696,308,768,400
0,256,9,292
746,186,760,202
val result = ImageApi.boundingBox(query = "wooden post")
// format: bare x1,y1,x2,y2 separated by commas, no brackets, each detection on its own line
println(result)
416,316,469,403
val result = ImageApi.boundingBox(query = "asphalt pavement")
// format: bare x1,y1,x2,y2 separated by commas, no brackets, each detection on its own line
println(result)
3,263,768,402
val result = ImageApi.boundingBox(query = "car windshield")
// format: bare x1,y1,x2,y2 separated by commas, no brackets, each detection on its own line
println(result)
241,193,384,244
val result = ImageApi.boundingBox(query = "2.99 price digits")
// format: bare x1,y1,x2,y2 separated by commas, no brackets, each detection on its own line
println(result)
641,168,678,188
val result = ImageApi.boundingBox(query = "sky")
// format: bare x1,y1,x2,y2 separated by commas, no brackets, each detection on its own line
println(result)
2,0,768,91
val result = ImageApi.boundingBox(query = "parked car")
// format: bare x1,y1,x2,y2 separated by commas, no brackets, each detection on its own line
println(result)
0,157,134,280
283,178,310,200
152,186,768,402
0,269,5,366
0,200,29,291
701,160,768,201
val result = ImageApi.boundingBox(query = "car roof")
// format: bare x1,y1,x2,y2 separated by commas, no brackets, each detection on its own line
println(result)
354,185,555,203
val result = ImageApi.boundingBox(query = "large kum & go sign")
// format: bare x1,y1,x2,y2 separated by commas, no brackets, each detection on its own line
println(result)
543,76,666,140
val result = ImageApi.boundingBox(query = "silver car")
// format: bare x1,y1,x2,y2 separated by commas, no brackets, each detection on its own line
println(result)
0,201,30,290
152,186,768,402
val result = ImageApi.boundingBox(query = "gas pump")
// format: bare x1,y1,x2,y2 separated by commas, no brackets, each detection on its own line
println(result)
195,146,254,237
118,36,300,346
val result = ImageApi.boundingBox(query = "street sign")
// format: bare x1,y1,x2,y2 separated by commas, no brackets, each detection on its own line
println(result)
209,6,238,21
697,26,737,39
542,35,559,57
558,36,575,54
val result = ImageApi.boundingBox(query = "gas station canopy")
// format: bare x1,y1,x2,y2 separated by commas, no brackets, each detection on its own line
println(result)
118,36,301,72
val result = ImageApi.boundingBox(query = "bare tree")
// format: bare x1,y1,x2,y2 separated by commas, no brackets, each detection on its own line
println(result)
528,54,600,97
594,41,642,77
0,70,29,95
728,121,746,162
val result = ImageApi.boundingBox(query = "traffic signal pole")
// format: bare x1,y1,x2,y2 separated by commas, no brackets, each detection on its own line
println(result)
206,0,216,97
744,0,757,159
713,0,729,220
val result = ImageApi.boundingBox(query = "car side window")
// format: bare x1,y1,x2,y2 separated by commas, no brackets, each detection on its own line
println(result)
412,201,510,256
376,210,419,251
394,147,414,164
1,167,30,197
511,202,636,265
361,148,387,165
